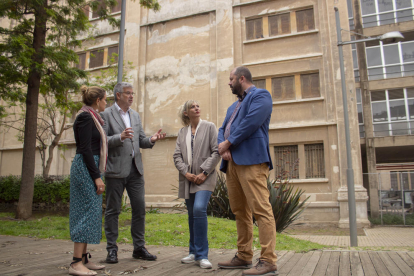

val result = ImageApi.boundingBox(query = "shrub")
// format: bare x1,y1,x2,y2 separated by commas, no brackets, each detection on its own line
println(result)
0,175,71,204
207,164,309,233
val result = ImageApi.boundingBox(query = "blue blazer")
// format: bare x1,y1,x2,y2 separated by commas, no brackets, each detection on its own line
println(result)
218,86,273,173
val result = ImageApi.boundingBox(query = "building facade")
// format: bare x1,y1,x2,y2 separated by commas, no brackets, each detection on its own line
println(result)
1,0,387,227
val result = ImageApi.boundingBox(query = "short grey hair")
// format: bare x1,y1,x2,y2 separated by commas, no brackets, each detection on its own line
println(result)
113,82,133,101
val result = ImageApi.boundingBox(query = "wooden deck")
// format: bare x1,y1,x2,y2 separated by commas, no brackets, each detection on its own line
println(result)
1,235,414,275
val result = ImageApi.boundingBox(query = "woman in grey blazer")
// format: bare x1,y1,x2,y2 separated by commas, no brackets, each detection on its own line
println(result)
173,100,221,269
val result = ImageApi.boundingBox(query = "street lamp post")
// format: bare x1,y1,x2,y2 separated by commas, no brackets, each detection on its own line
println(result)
117,0,126,83
334,7,403,247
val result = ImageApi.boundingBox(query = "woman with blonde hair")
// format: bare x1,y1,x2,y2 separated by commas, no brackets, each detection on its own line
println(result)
173,100,221,269
69,85,107,276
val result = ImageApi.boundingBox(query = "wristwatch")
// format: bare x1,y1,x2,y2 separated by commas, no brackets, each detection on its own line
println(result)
202,170,209,176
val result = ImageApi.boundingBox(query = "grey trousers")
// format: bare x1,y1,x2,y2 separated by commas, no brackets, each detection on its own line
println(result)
105,161,146,252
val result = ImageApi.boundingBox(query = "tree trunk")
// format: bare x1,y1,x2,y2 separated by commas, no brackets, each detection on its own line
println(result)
16,2,48,220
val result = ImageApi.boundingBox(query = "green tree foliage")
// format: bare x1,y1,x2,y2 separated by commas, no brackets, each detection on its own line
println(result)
0,0,160,219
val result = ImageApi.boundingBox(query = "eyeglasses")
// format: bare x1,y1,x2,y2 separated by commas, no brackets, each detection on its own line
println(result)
122,92,135,96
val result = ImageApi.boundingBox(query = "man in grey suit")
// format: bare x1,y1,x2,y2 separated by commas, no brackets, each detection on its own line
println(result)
101,82,166,263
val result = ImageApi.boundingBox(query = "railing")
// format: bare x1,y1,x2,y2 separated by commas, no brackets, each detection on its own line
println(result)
364,172,414,226
359,121,414,137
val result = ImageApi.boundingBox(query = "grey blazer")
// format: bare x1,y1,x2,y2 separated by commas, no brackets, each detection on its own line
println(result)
101,104,153,178
173,120,221,199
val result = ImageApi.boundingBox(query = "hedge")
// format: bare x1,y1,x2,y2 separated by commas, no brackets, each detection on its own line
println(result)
0,175,71,204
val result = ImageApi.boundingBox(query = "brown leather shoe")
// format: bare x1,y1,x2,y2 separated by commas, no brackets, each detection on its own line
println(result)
218,254,252,269
242,259,278,275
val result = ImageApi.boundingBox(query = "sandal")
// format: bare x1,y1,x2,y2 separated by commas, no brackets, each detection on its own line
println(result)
69,257,97,276
83,252,105,270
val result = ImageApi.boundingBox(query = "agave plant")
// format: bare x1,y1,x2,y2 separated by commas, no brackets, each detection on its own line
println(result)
207,172,235,220
267,178,309,233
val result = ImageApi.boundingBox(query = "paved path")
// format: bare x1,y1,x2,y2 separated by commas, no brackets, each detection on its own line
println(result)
1,235,414,275
290,227,414,247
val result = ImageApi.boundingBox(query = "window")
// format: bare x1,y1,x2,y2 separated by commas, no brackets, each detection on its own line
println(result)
371,87,414,136
82,6,90,18
356,88,365,138
360,0,414,28
301,73,320,99
245,7,316,41
266,72,320,102
272,76,295,101
246,18,263,40
274,145,299,179
366,32,414,80
296,8,315,32
274,143,326,179
269,13,290,36
89,49,104,69
305,144,325,178
347,0,355,30
107,46,119,64
91,0,121,19
76,53,86,70
253,79,266,89
390,171,414,190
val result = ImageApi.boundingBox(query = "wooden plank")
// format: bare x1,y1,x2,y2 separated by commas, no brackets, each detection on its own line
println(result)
312,251,331,276
359,251,377,276
367,251,391,276
407,252,414,263
350,251,364,276
377,251,404,276
326,251,340,276
277,251,296,270
387,251,414,276
301,251,321,276
397,252,414,270
339,251,351,276
287,251,313,276
279,253,303,275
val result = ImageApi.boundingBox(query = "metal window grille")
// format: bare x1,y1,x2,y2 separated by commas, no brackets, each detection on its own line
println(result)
274,145,299,179
253,79,266,89
89,49,104,69
305,143,325,178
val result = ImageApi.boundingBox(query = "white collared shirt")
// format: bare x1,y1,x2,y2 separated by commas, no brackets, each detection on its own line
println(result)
115,102,134,155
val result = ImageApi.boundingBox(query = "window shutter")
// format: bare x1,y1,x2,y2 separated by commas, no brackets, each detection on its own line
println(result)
296,8,315,32
82,6,89,18
253,79,266,89
269,15,279,36
272,76,295,101
76,53,86,70
301,73,320,98
254,18,263,39
92,0,105,19
246,19,255,40
111,0,121,13
89,49,104,69
107,46,119,64
281,13,290,34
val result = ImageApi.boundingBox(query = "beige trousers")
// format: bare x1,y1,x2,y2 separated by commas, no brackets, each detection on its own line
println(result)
226,160,277,265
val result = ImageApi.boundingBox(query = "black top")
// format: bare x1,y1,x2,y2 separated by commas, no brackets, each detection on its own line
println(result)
73,112,101,180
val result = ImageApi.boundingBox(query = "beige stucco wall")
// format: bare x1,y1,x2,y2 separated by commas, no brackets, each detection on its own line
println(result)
0,0,369,227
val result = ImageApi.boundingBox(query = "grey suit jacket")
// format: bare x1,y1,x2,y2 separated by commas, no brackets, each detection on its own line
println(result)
173,120,221,199
101,104,153,178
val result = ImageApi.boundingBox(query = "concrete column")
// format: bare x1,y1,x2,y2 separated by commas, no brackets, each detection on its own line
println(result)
352,0,379,218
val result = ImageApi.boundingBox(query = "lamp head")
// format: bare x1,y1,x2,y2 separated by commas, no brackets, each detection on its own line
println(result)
378,31,404,43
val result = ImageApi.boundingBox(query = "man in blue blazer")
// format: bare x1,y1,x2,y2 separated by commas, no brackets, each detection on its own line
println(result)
217,67,277,276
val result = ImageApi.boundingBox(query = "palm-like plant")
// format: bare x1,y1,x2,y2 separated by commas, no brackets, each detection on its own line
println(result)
207,172,235,220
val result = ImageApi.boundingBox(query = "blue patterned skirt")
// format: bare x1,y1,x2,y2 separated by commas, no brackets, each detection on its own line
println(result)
70,154,102,244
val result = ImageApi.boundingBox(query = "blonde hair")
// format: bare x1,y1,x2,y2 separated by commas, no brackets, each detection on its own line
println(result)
178,100,199,126
80,85,106,106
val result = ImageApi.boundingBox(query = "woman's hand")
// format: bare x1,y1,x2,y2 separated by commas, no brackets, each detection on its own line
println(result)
185,172,197,183
95,178,105,195
194,173,207,185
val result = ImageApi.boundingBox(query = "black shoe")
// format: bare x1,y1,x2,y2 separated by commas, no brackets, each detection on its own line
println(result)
132,246,157,261
106,250,118,263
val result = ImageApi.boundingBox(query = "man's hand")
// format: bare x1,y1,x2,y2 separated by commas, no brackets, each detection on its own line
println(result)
150,128,166,143
221,150,232,161
121,127,134,141
185,172,197,183
218,140,231,155
194,173,207,185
